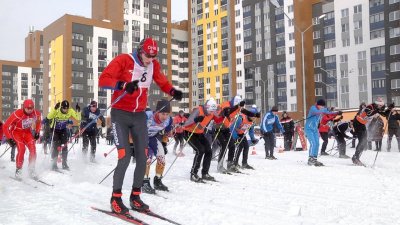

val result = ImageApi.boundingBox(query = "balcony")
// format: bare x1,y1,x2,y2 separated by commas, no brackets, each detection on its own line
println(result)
222,79,229,85
98,91,107,97
223,91,230,96
245,86,254,92
370,21,384,31
371,54,385,63
98,55,107,60
370,4,384,15
275,14,284,21
222,44,229,50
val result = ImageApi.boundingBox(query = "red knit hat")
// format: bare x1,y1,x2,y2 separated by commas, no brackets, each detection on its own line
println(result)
23,99,34,109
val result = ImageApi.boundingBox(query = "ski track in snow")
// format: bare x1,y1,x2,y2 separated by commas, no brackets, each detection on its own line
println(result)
1,136,400,225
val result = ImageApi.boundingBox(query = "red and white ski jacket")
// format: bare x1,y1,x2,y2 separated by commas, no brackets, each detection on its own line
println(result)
3,109,41,139
99,52,174,112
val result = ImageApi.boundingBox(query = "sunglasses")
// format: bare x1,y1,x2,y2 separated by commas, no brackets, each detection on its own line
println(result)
144,53,157,59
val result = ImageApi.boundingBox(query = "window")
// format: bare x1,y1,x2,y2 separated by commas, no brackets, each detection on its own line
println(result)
342,39,350,47
389,11,400,21
325,55,336,64
315,88,323,96
390,44,400,55
373,79,386,88
314,45,321,53
341,85,349,94
314,73,322,82
371,46,385,55
371,62,386,72
390,0,400,4
290,74,296,83
392,79,400,89
370,12,384,23
355,36,363,45
340,54,348,63
358,67,366,76
290,89,296,97
341,8,349,18
358,51,366,60
389,27,400,38
340,69,348,78
390,62,400,72
314,59,321,67
370,29,385,39
354,21,362,30
291,104,297,111
354,4,362,14
313,31,320,39
370,0,384,7
342,23,349,32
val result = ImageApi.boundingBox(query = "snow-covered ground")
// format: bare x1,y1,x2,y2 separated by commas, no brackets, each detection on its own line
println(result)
1,135,400,225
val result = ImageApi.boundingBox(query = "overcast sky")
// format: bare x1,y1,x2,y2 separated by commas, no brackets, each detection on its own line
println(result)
0,0,188,62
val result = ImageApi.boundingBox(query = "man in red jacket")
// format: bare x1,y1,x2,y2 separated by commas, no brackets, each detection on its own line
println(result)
318,108,342,155
99,37,183,215
3,99,41,179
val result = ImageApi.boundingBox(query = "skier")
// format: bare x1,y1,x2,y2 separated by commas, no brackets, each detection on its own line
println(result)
369,115,385,151
41,118,52,155
318,107,342,155
3,99,41,179
81,100,106,162
98,37,183,215
304,99,339,166
351,103,366,148
352,98,391,166
141,99,173,193
215,96,247,173
280,111,295,151
260,106,284,160
332,120,353,158
231,105,260,169
47,100,81,170
172,110,187,157
183,98,221,182
386,106,400,151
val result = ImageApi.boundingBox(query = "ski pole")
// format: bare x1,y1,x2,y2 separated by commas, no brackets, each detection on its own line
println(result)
58,92,128,151
104,146,117,157
294,115,316,124
0,144,11,158
232,125,253,164
163,123,200,178
217,108,242,169
210,117,226,147
99,167,116,184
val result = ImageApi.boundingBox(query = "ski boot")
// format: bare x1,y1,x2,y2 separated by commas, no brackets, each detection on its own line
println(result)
242,163,254,170
190,173,203,183
320,151,329,156
352,156,365,166
142,178,156,194
269,155,277,160
15,168,22,180
202,173,216,182
90,153,96,163
110,191,129,215
153,176,169,191
227,162,240,173
62,162,70,170
217,163,229,174
308,157,324,166
130,190,149,212
29,169,38,180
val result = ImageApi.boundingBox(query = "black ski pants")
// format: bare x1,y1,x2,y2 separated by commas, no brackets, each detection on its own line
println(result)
185,132,212,175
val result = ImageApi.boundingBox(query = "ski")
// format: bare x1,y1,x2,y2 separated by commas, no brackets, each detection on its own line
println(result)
9,176,38,188
134,210,182,225
33,178,54,187
91,207,149,225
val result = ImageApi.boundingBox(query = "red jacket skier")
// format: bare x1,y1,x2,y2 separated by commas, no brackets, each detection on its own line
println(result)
3,99,41,179
99,37,183,215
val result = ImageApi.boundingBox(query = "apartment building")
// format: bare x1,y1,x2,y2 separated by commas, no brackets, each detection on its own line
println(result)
0,30,44,120
312,0,400,109
171,21,190,113
189,0,237,108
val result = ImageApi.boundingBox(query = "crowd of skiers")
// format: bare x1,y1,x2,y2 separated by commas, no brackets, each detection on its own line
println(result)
1,37,400,218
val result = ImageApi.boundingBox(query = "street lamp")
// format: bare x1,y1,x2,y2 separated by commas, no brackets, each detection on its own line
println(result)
270,0,325,120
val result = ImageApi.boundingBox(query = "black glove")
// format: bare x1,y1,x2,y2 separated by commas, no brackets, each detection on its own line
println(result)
388,103,395,109
54,102,60,110
75,103,80,112
239,100,245,107
125,80,139,94
194,116,204,123
170,89,183,101
255,112,261,118
162,142,168,155
34,133,40,140
7,139,16,146
101,121,106,127
337,111,343,115
179,122,184,126
223,108,230,117
252,139,259,145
